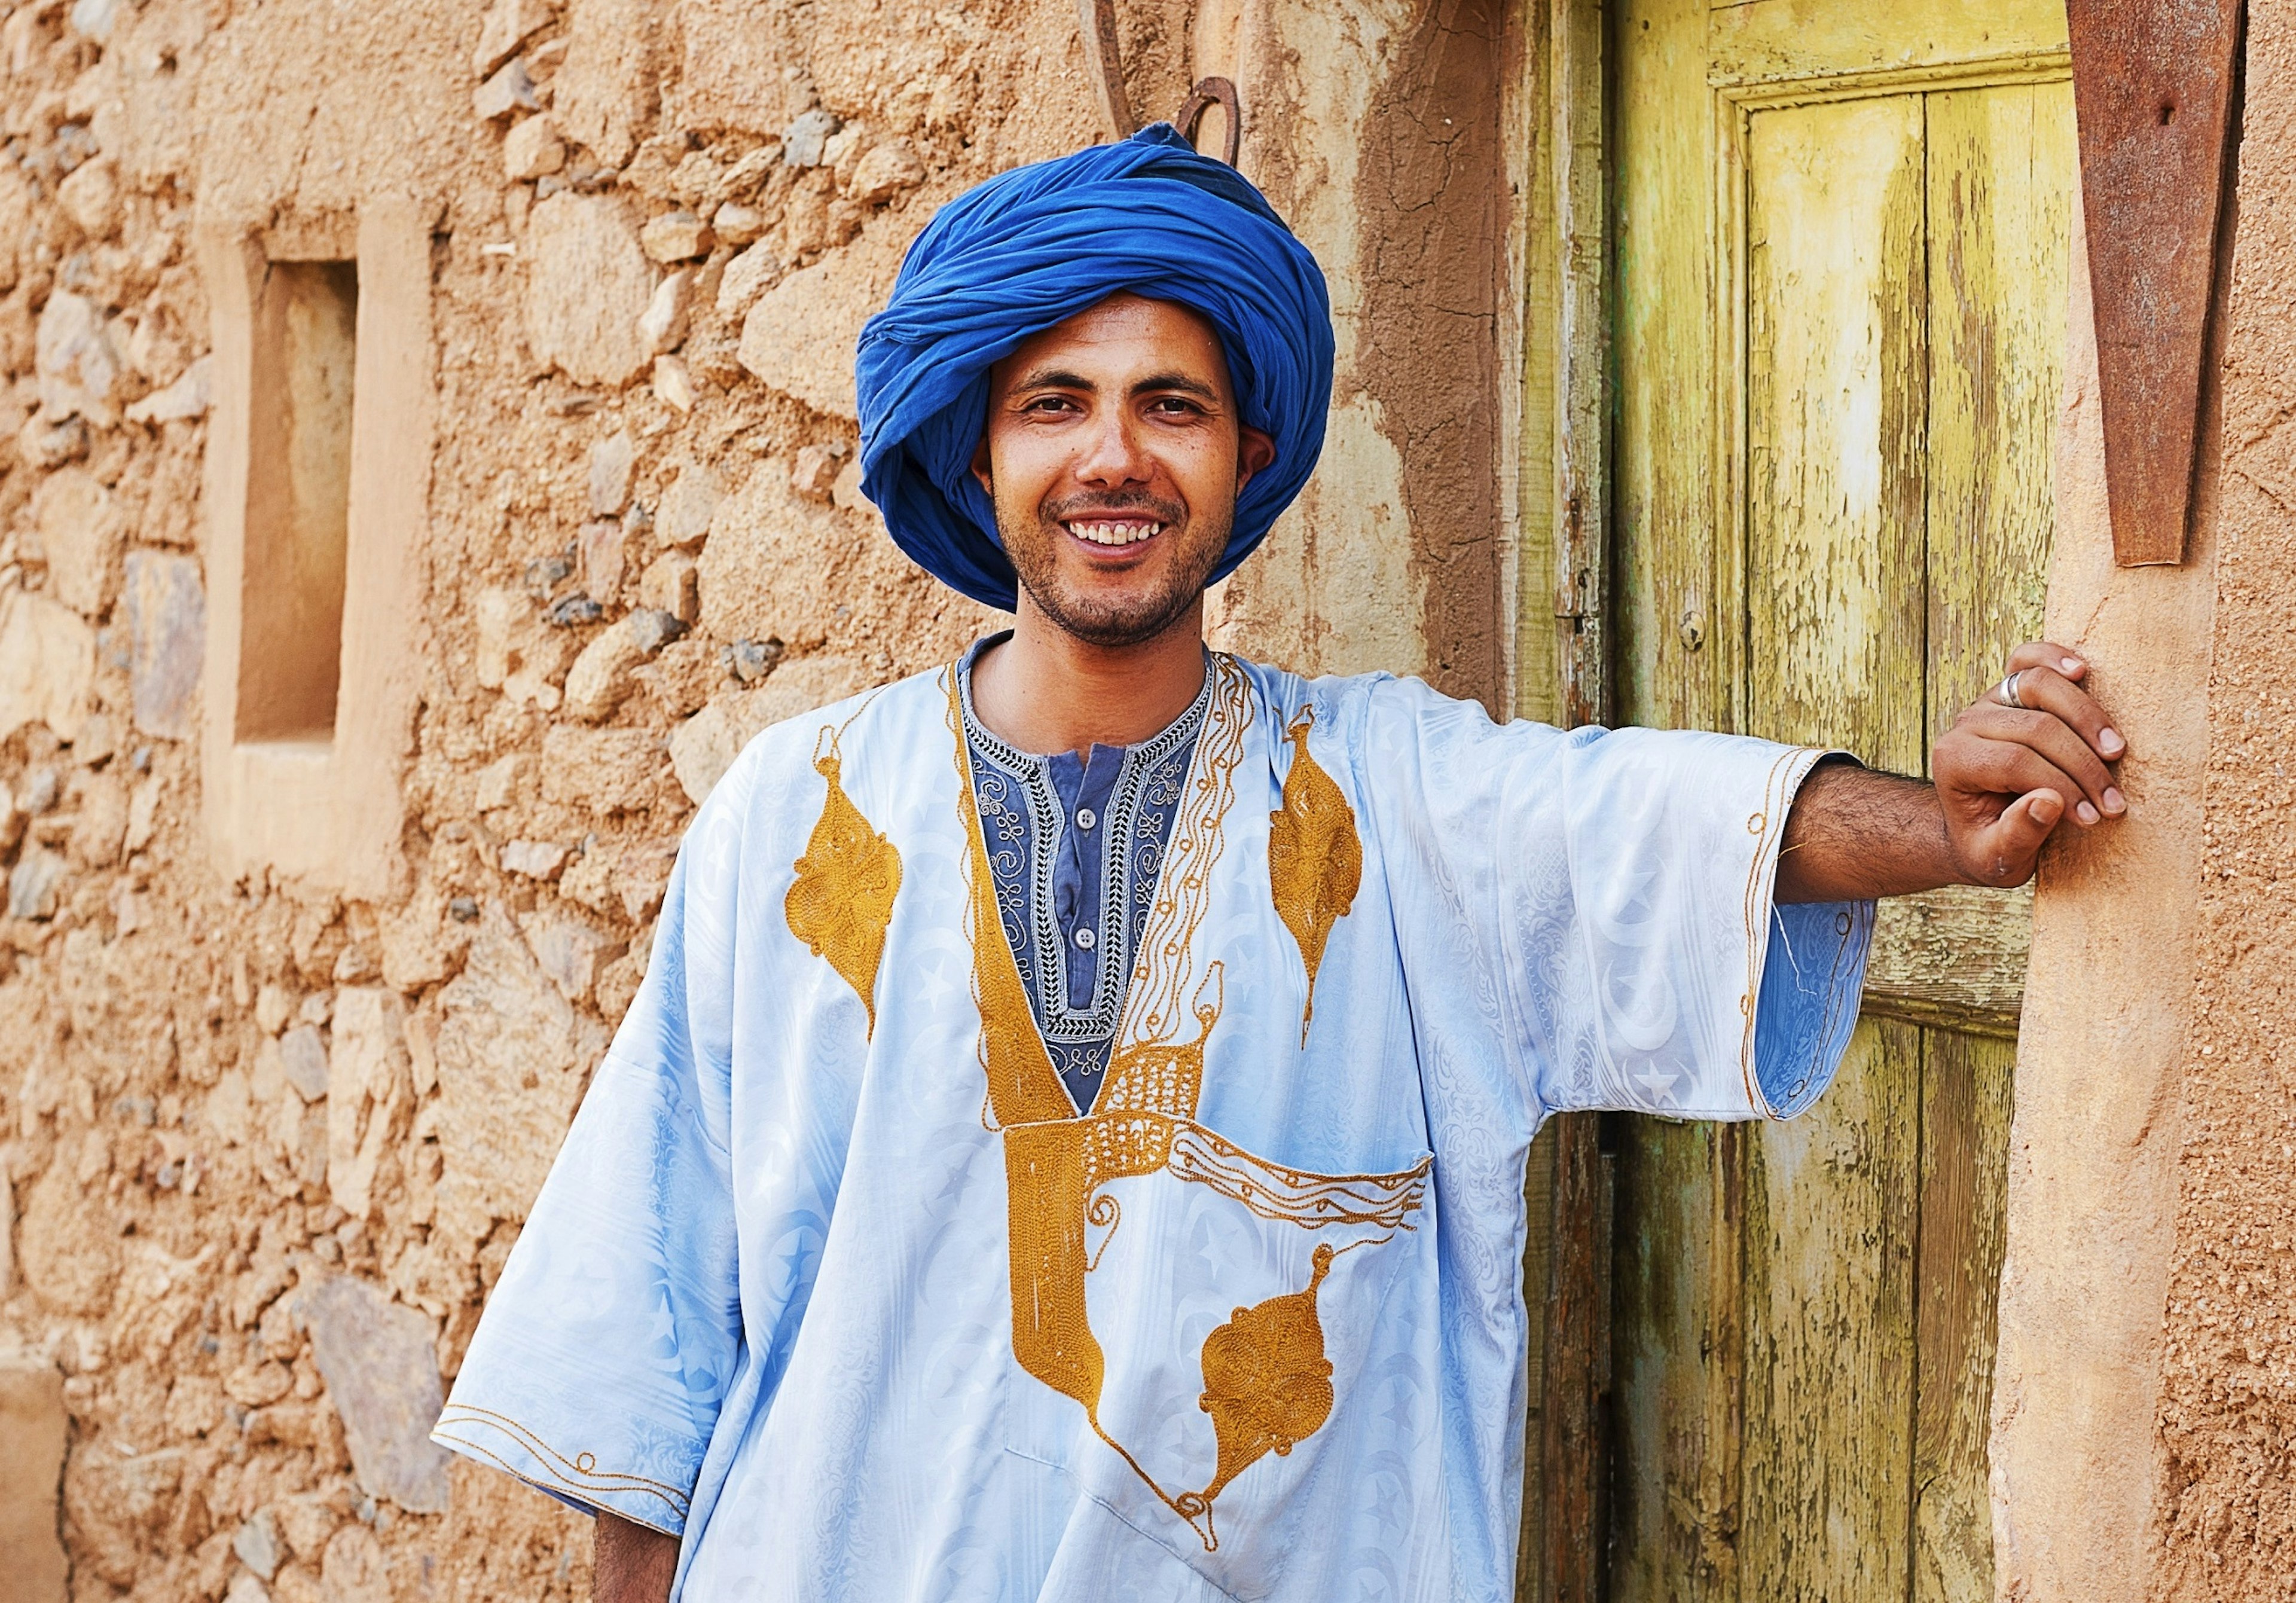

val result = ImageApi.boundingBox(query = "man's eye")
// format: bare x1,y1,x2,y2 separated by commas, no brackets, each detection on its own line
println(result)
1149,398,1202,416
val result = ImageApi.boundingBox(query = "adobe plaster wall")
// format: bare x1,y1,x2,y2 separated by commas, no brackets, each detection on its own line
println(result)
1995,5,2296,1599
0,0,1506,1596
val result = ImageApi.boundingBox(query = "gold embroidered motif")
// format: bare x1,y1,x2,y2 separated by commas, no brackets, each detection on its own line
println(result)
1179,1244,1338,1550
1268,706,1361,1044
784,725,902,1037
948,655,1427,1553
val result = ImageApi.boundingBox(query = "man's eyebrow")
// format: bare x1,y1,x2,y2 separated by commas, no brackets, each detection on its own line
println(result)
1131,371,1220,401
1009,365,1095,392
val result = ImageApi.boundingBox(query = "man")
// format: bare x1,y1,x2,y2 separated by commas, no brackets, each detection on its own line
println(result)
434,127,2124,1601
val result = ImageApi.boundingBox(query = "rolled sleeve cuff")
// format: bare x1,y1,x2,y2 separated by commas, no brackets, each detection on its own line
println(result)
1750,897,1874,1119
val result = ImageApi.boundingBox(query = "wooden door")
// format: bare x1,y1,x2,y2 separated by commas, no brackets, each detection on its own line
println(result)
1602,3,2075,1599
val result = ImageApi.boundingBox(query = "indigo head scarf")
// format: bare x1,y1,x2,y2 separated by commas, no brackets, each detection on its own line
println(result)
855,125,1335,610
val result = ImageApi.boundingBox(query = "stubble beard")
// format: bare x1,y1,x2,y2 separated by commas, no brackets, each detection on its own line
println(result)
1000,491,1232,649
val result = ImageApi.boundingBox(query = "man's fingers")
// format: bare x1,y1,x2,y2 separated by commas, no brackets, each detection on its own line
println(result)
1999,661,2129,764
1963,703,2120,818
2007,640,2090,683
1952,734,2102,825
1962,790,2061,885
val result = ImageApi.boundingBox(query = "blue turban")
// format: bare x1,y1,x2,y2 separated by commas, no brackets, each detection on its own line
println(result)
855,124,1335,610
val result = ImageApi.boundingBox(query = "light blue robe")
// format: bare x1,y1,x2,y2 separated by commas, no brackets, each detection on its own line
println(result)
435,652,1871,1601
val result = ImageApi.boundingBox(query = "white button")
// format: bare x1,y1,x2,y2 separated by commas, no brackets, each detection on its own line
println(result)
1076,807,1097,830
1074,927,1096,949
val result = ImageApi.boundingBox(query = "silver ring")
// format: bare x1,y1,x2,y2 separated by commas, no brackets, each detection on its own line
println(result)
1998,671,2026,710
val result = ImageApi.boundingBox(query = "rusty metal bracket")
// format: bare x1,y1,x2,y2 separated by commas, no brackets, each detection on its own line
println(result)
1176,77,1242,167
1077,0,1244,167
1078,0,1138,142
2067,0,2244,567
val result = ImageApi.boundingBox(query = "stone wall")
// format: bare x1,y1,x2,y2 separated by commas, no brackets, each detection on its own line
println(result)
0,0,1521,1596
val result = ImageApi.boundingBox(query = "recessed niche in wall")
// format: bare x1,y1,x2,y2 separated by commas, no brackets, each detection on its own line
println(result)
238,259,358,744
199,204,432,898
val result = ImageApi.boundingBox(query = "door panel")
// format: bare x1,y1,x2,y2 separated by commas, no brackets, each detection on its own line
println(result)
1604,1,2072,1599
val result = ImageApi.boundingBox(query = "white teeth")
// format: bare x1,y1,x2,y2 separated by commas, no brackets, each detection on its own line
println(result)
1067,520,1163,546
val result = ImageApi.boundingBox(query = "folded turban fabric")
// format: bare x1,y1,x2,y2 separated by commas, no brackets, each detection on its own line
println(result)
855,124,1336,610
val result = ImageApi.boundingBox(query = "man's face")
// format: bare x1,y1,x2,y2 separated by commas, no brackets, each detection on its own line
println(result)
972,294,1276,648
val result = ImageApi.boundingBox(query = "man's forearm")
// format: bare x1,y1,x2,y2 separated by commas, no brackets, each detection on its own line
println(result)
594,1512,679,1603
1775,759,1962,903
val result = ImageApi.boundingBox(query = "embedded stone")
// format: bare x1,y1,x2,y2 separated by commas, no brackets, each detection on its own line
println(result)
578,517,625,604
712,201,767,246
523,193,653,388
848,138,925,206
640,209,710,264
587,427,634,516
297,1275,452,1513
56,155,117,237
499,838,569,880
8,844,66,921
473,56,541,121
736,222,909,420
329,988,408,1219
472,0,553,76
639,268,693,355
639,551,698,622
29,465,121,618
651,354,695,413
502,114,566,182
433,905,603,1217
123,353,211,425
791,442,844,502
124,549,204,740
278,1025,330,1103
320,1525,388,1603
17,415,89,471
655,459,723,548
715,240,781,320
521,912,624,1003
783,108,841,167
474,753,533,813
35,291,121,425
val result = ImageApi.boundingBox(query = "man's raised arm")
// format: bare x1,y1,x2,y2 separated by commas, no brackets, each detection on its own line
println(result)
1776,640,2127,903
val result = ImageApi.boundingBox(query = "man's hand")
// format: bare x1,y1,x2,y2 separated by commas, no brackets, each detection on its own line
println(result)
1930,641,2126,885
1775,641,2125,903
594,1512,679,1603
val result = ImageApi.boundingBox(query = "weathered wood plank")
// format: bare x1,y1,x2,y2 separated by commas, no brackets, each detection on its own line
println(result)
1614,0,1734,739
1741,1019,1922,1601
1913,1031,2017,1603
1709,0,2068,90
1924,83,2075,731
1862,884,2031,1040
1745,94,1930,777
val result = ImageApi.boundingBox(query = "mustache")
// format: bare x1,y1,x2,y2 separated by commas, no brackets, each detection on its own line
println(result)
1041,490,1187,526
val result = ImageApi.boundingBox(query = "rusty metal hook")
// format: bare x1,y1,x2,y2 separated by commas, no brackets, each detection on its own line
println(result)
1176,76,1241,168
1077,0,1243,167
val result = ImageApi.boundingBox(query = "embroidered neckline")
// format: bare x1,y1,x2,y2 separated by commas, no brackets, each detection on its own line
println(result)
955,637,1213,1053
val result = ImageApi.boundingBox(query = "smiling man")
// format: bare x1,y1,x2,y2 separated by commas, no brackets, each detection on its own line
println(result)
433,127,2127,1602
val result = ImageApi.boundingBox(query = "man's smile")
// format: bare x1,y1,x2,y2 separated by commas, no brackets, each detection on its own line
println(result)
1063,517,1167,548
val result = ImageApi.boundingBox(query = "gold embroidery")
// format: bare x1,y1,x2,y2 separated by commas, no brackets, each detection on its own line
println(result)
1178,1244,1338,1550
947,671,1081,1128
784,725,902,1037
431,1404,691,1522
1267,706,1361,1044
948,654,1425,1553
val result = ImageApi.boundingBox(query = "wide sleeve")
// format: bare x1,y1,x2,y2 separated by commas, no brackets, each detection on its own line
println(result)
430,771,749,1536
1359,679,1873,1122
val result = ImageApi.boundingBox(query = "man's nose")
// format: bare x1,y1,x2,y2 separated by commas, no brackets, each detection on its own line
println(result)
1073,407,1149,486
